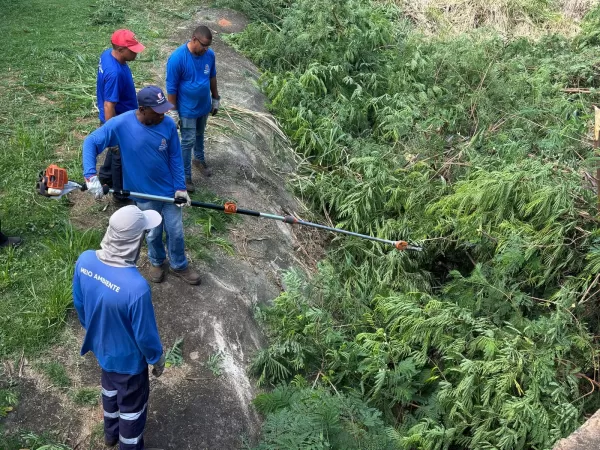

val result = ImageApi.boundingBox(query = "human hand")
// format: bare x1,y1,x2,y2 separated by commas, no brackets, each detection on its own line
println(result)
85,175,104,199
174,190,191,207
211,96,220,116
152,354,166,378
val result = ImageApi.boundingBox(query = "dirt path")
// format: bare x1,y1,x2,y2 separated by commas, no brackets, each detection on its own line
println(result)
2,7,323,449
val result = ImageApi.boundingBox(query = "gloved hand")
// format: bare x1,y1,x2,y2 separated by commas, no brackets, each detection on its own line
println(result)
152,354,166,378
211,96,220,116
175,190,191,207
85,175,104,199
166,109,180,128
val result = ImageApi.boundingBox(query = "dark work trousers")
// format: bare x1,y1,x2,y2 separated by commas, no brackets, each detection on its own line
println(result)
98,146,127,201
101,367,149,450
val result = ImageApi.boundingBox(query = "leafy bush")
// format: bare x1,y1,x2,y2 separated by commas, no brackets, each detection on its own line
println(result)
254,383,396,450
220,0,600,448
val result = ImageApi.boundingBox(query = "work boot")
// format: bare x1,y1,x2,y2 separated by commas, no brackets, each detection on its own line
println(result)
185,179,196,193
193,159,212,177
149,263,166,283
0,235,22,249
170,266,201,285
104,436,118,447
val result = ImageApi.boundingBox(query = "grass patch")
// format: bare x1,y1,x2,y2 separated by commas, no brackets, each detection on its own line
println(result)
165,337,184,368
184,187,238,260
0,388,19,418
39,362,71,389
71,387,99,406
1,431,71,450
0,0,199,360
206,351,225,377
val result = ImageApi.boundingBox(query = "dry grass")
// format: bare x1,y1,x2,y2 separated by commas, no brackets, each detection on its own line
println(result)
390,0,600,38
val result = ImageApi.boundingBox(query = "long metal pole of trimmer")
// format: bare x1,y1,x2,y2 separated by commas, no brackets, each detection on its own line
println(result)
109,188,422,252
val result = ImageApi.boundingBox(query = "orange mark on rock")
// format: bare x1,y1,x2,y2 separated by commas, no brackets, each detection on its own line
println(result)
218,18,232,27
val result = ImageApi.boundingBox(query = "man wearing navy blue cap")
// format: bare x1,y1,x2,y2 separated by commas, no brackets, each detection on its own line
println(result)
82,85,201,285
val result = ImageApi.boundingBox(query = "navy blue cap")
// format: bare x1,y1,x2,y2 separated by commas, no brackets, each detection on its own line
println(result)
137,86,174,114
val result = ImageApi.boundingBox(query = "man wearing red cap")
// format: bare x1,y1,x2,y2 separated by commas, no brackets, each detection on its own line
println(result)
97,29,145,205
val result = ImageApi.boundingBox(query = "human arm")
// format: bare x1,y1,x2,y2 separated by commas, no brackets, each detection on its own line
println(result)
130,288,163,366
210,77,220,116
166,93,179,125
210,76,219,101
82,123,119,180
168,124,187,193
165,53,181,110
167,93,177,110
103,101,117,122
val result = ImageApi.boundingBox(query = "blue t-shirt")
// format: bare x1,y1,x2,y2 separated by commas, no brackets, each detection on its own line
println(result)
166,43,217,118
73,250,163,375
83,110,186,199
97,48,138,123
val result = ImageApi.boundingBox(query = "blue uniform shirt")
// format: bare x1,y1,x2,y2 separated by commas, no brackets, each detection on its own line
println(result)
97,48,138,123
166,43,216,118
83,110,186,199
73,250,163,375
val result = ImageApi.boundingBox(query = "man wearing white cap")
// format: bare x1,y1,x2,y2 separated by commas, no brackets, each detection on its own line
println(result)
73,205,164,449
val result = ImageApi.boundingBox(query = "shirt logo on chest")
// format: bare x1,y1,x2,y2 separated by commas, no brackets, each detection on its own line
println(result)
204,64,209,75
158,138,167,152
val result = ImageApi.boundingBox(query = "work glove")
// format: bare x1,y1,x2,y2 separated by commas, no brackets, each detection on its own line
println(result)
175,190,191,207
166,109,180,128
85,175,104,199
211,96,220,116
152,353,166,378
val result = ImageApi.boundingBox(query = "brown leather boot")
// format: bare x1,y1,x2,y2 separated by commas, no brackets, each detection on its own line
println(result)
170,266,201,285
185,179,196,193
149,263,166,283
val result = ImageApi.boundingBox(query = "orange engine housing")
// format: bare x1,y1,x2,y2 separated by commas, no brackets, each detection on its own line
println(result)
45,164,68,191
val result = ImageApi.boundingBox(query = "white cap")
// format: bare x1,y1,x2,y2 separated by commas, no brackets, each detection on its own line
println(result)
108,205,162,238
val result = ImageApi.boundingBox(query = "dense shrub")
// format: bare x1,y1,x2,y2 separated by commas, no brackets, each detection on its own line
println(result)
218,0,600,448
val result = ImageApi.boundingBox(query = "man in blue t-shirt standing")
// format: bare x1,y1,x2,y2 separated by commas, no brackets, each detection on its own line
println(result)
166,25,220,191
97,29,145,205
73,205,164,449
83,85,201,286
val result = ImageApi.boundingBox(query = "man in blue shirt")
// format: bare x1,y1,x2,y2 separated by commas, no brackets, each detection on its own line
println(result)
166,25,220,191
97,29,145,205
73,205,164,449
83,85,201,285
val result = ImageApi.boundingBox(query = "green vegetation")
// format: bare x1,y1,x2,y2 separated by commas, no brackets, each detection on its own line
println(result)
216,0,600,448
206,351,225,377
71,387,99,406
0,388,19,418
0,0,200,358
165,337,184,367
39,361,71,389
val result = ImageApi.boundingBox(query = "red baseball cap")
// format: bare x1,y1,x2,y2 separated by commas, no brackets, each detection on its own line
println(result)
111,29,145,53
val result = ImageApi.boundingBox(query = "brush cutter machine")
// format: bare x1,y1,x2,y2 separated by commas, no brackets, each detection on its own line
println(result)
37,164,422,252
